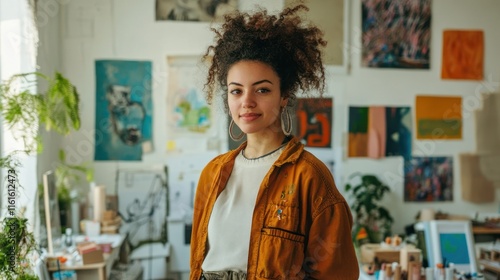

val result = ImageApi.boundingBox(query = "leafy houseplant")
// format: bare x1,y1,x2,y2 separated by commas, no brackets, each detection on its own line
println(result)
54,149,94,229
345,173,394,246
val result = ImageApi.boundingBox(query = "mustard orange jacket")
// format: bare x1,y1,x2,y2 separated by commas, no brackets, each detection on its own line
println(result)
190,137,359,280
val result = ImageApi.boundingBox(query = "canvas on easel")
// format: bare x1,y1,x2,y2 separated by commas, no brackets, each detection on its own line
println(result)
42,170,62,255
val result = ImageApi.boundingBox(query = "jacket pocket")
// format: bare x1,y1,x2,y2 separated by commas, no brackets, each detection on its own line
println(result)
256,227,305,280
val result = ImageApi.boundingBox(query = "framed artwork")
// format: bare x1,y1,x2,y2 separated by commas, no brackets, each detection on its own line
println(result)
284,0,350,74
361,0,431,69
156,0,238,22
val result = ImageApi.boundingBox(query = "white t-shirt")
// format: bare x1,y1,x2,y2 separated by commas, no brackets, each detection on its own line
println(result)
201,147,284,272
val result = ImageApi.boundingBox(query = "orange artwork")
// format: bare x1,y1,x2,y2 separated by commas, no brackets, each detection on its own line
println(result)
441,30,484,80
415,95,462,140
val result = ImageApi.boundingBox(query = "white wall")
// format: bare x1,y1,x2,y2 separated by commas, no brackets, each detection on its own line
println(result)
48,0,500,238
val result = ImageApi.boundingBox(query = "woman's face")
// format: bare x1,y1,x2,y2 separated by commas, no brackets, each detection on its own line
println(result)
227,60,286,137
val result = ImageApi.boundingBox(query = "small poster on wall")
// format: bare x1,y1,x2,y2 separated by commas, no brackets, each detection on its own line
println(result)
166,55,216,153
155,0,238,22
348,106,412,161
95,60,153,161
416,95,462,140
404,157,453,202
361,0,431,69
294,98,333,148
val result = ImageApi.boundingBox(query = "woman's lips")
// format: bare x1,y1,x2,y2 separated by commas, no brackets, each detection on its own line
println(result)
239,113,261,121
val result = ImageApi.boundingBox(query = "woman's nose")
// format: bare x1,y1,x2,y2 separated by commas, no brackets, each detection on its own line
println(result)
241,92,256,108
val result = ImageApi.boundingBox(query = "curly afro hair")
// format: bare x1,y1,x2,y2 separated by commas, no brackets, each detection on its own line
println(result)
203,4,327,111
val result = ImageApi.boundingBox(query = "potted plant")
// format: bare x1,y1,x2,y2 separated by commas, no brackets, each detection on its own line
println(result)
54,149,94,229
344,172,394,246
0,215,39,279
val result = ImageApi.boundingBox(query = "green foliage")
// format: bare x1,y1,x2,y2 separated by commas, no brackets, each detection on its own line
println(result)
0,71,82,279
0,72,81,169
345,173,394,245
0,217,39,279
55,149,94,209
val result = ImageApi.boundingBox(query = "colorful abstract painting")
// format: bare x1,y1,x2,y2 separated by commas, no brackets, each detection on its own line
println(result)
361,0,431,69
404,157,453,202
416,95,462,140
348,106,412,160
441,30,484,80
166,56,212,136
95,60,153,161
295,98,333,148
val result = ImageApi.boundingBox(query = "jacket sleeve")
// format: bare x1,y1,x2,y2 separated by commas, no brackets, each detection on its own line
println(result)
304,201,360,280
189,163,214,279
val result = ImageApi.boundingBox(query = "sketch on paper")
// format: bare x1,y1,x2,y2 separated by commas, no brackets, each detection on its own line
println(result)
404,157,453,202
416,95,462,140
348,106,412,161
156,0,238,22
361,0,431,69
294,98,333,148
441,30,484,80
95,60,153,161
117,168,168,251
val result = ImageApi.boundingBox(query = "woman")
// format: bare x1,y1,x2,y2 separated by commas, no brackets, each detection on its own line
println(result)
190,4,359,280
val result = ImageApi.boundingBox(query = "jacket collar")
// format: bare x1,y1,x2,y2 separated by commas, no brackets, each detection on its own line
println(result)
213,136,304,167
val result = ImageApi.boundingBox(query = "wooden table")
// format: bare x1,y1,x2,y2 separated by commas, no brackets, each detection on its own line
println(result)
48,234,125,280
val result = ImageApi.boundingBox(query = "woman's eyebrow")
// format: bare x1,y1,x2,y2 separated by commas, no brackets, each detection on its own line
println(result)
228,79,273,86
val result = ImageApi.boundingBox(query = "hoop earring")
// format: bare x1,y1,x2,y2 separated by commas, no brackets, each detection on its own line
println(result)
281,106,293,136
229,119,244,141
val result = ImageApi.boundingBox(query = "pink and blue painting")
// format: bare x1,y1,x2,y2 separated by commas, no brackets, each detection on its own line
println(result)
404,157,453,202
95,60,153,161
348,106,412,161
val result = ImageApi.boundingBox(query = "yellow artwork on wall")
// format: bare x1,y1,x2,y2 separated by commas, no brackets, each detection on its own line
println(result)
415,95,462,140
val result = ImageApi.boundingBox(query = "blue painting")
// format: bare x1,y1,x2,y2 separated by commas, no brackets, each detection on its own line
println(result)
95,60,153,161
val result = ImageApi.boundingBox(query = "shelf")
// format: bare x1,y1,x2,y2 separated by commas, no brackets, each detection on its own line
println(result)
473,226,500,235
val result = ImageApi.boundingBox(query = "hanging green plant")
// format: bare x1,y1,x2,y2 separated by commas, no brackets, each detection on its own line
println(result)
0,71,80,169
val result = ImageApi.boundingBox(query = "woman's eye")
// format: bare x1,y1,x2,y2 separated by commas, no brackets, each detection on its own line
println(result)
257,88,270,94
229,89,241,95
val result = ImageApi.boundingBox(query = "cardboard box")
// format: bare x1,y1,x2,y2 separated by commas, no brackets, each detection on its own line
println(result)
77,242,104,265
360,243,400,264
400,247,422,271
